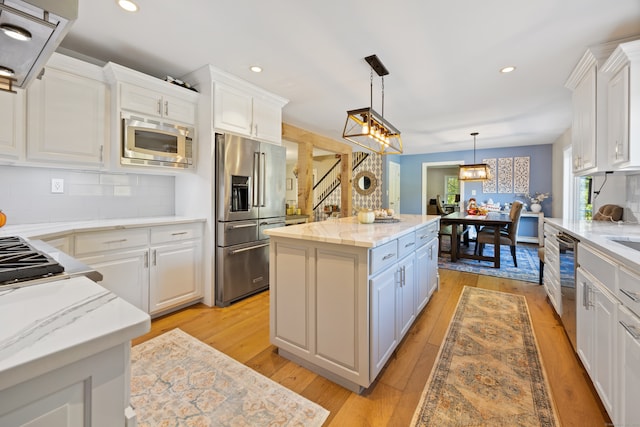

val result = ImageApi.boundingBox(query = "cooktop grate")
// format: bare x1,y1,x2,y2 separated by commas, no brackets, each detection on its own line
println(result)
0,236,65,284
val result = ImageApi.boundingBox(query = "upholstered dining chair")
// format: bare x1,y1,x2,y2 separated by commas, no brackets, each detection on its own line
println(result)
477,201,524,267
435,195,446,215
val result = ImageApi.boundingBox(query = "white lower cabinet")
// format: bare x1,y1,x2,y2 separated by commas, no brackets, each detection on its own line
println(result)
370,265,399,378
542,223,562,315
618,304,640,425
397,253,416,339
576,267,618,420
78,248,150,312
74,222,203,316
416,237,439,313
149,239,201,315
0,344,130,427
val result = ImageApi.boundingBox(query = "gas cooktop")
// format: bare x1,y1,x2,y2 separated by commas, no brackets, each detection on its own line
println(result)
0,236,65,285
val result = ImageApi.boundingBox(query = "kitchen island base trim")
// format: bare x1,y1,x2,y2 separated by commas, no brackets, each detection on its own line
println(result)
278,349,366,394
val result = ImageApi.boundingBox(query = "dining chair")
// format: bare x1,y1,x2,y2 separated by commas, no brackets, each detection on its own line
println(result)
477,201,523,267
435,195,446,215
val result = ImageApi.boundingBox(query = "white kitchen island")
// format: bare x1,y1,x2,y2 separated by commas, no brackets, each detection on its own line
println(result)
264,214,440,392
0,277,150,427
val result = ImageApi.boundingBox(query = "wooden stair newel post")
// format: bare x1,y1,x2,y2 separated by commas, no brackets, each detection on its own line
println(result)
340,152,353,217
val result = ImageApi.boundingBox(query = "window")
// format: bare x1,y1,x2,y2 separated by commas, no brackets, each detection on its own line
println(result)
577,176,593,220
444,175,460,204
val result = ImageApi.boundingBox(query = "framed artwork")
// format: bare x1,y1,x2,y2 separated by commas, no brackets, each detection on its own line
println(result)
482,158,497,193
514,157,530,194
286,178,293,190
498,157,513,193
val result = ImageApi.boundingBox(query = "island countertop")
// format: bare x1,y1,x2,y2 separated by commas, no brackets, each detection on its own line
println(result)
264,214,441,248
0,276,150,391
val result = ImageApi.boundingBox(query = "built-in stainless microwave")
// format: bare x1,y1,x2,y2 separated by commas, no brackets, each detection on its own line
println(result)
121,113,194,168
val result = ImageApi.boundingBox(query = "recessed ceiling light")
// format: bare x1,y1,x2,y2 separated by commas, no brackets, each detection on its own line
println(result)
117,0,139,12
0,66,15,77
250,65,263,73
1,24,32,41
500,66,516,73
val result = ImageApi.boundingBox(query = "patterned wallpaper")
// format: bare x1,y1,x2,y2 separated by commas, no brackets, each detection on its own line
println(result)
314,153,383,221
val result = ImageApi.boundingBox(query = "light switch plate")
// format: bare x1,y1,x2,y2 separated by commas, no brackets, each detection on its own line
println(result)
51,178,64,193
471,190,476,195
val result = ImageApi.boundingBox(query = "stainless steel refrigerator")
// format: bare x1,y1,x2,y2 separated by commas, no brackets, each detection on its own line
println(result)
215,133,286,306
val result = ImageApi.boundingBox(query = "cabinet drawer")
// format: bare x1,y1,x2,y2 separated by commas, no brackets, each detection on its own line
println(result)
578,244,617,294
370,240,398,276
397,232,416,259
619,266,640,318
416,222,438,247
75,228,149,255
151,222,202,244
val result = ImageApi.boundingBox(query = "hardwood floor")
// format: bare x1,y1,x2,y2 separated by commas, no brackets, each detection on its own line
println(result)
132,269,611,426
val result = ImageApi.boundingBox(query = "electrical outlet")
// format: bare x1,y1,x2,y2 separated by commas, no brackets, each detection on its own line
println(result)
51,178,64,193
471,190,476,196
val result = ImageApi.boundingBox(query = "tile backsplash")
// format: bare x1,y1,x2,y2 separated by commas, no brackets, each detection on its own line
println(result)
0,166,174,225
626,174,640,222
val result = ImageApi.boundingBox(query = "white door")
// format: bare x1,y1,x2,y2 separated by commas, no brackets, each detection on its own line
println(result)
388,161,400,213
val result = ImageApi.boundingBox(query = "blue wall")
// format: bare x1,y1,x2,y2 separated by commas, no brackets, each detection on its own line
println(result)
393,144,553,218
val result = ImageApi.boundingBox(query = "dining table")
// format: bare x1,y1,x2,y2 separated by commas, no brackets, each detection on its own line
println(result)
440,211,513,268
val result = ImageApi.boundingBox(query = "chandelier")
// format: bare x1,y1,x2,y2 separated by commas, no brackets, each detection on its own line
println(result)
458,132,490,181
342,55,402,155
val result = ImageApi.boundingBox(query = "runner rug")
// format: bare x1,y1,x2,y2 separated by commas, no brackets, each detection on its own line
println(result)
130,328,329,426
411,287,559,426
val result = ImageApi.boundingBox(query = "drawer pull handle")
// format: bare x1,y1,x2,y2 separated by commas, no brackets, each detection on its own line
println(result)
419,234,429,240
104,238,127,244
404,242,415,248
382,253,395,261
620,321,640,341
620,288,640,302
171,232,188,236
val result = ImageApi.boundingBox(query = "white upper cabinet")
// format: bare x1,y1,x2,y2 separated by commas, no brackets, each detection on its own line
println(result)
567,60,597,174
26,53,109,168
120,82,196,125
183,64,288,145
213,82,285,144
0,89,25,162
602,39,640,171
105,62,198,126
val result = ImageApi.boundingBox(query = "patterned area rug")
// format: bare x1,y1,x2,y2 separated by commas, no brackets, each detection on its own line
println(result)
439,241,542,283
411,287,559,426
131,328,329,426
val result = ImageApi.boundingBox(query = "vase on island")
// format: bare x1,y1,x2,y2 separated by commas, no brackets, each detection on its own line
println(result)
530,203,542,213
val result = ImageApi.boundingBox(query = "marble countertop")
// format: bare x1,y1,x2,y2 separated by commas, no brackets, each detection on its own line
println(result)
544,218,640,271
264,214,441,248
0,216,206,240
0,276,150,391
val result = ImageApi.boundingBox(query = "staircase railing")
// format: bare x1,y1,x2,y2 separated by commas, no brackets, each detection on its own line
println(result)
313,152,369,211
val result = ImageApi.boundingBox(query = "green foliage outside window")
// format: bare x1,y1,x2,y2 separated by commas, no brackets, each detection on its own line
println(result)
445,176,460,204
578,177,593,220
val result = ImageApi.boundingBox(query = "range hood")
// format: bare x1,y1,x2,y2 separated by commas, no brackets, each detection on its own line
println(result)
0,0,77,91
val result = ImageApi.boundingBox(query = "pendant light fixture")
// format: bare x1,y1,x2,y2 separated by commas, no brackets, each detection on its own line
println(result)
459,132,490,181
342,55,402,155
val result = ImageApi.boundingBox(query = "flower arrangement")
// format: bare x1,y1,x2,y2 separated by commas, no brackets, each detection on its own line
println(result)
521,192,551,205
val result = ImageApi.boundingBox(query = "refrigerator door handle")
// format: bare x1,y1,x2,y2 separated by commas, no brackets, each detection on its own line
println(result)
230,243,270,255
260,152,266,207
253,152,260,207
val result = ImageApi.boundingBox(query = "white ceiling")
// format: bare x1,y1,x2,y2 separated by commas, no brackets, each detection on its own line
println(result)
60,0,640,154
